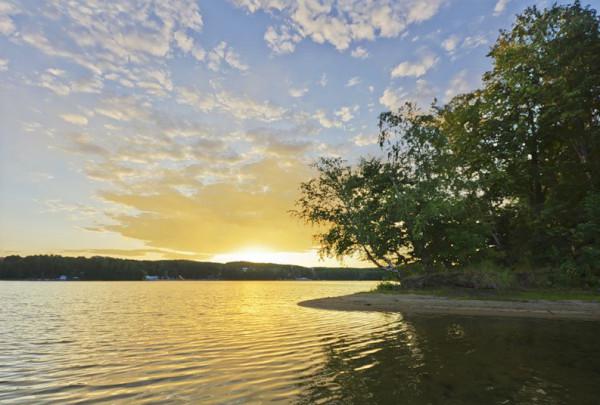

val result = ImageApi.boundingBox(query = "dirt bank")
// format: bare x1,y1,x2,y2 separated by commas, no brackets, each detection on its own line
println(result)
299,292,600,321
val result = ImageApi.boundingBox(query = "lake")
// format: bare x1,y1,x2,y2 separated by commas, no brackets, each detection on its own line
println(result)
1,281,599,404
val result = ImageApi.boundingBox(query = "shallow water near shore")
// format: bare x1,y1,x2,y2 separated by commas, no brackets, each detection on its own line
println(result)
1,281,599,404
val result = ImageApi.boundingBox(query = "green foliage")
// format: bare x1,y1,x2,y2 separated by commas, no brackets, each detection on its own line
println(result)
0,255,386,281
295,2,600,287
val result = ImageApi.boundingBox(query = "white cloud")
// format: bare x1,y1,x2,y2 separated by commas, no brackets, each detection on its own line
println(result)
95,97,150,122
289,86,308,98
391,53,438,78
207,41,249,72
345,76,361,87
335,106,356,122
0,58,7,71
494,0,511,16
313,110,341,128
445,70,474,101
412,79,437,107
36,69,71,96
13,0,205,96
191,47,207,61
380,79,437,111
442,35,459,53
232,0,445,53
174,30,194,53
380,87,405,111
352,133,378,146
462,35,488,49
174,30,206,61
60,114,89,126
177,88,287,122
0,15,14,35
264,25,302,54
350,46,369,59
70,76,103,94
0,1,17,36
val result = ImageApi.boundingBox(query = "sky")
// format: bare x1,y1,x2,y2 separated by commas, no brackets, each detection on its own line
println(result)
1,0,597,266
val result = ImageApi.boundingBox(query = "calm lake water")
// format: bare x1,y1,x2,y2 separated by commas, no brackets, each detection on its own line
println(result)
1,281,599,404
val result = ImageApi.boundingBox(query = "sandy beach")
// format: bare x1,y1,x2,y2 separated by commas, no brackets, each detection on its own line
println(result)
299,292,600,321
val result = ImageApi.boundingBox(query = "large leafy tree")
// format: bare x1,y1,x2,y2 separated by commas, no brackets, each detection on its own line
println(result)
447,1,600,266
295,105,490,274
295,2,600,282
293,157,409,275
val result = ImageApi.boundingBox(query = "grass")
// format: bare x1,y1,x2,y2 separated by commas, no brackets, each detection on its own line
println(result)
373,282,600,302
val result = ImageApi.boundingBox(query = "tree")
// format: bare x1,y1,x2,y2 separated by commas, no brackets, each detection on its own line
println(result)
295,2,600,284
449,1,600,266
293,157,409,275
295,104,490,275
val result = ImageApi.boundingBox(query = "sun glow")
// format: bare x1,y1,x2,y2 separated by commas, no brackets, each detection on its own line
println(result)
212,247,278,263
211,247,371,268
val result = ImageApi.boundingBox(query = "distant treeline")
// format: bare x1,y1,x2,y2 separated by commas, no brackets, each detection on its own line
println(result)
0,255,385,281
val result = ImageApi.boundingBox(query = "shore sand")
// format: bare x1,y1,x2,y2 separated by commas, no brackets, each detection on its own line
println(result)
299,292,600,321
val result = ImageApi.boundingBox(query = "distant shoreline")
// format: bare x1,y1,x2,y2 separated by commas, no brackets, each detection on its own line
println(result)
299,292,600,321
0,279,378,282
0,255,385,281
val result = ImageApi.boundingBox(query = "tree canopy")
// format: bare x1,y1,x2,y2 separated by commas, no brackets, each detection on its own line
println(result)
294,2,600,286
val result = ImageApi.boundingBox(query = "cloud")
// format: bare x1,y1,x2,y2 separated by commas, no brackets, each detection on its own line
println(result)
442,34,488,56
412,79,437,107
177,87,287,122
462,35,488,49
345,76,361,87
289,86,308,98
245,126,317,157
12,1,205,96
95,97,150,122
62,248,203,260
335,105,357,122
207,41,249,72
64,133,110,157
379,87,406,111
352,133,378,146
92,157,316,255
442,35,459,53
379,79,436,110
233,0,445,53
0,58,8,71
35,68,102,96
313,109,342,128
60,114,89,126
445,70,475,101
0,1,17,36
350,46,369,59
264,25,302,54
174,30,206,61
0,15,14,35
391,52,438,78
494,0,511,16
174,31,195,53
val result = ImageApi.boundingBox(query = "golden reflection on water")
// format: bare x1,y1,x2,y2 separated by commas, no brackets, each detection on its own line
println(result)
1,281,600,404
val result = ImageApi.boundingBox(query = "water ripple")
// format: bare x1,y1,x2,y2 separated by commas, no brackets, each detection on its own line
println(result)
1,281,599,404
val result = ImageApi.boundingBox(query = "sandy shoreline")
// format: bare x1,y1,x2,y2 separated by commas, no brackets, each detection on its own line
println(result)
299,292,600,321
